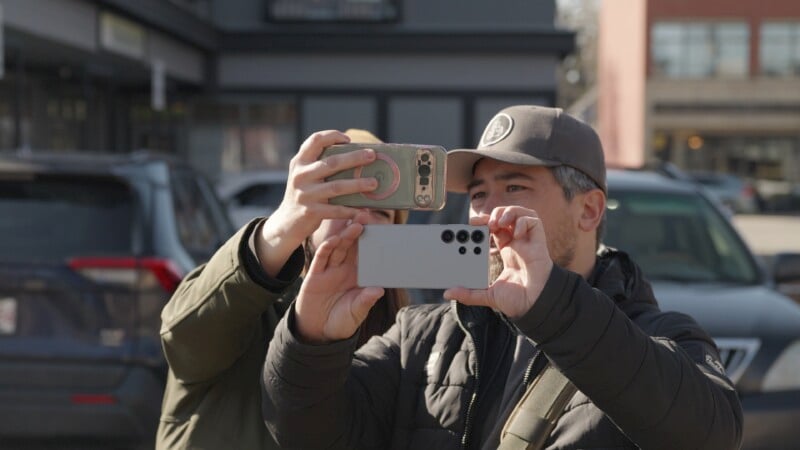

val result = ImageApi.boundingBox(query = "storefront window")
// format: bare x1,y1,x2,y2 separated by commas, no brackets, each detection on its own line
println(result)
760,22,800,76
243,102,296,170
29,77,91,151
129,100,188,154
187,99,297,180
0,82,15,150
652,22,749,78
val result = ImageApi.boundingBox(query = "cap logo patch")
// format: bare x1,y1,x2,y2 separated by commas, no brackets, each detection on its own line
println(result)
479,113,513,147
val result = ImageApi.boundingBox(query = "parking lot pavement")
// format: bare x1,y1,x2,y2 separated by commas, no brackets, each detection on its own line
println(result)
732,214,800,256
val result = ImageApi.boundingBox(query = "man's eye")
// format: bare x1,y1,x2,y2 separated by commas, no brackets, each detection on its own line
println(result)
470,191,486,201
507,185,525,192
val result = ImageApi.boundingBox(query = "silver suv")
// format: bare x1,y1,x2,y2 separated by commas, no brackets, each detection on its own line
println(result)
605,169,800,450
0,152,233,449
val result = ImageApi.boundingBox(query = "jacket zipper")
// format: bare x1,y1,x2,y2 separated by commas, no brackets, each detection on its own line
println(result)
523,349,543,386
458,316,480,449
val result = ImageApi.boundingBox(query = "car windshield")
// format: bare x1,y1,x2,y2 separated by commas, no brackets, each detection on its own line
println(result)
0,175,135,263
604,189,759,284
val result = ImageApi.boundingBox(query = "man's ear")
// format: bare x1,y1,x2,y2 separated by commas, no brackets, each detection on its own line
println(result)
578,189,606,232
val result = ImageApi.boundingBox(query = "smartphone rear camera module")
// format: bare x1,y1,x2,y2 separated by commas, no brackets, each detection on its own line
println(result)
456,230,470,243
441,230,455,243
418,165,431,177
471,230,484,243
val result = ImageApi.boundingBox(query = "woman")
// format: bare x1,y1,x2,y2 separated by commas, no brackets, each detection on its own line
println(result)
156,129,408,450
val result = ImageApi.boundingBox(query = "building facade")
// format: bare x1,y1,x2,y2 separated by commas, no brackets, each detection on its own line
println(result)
0,0,573,180
598,0,800,206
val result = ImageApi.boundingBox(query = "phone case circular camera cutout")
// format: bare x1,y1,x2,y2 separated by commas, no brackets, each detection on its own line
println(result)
354,153,401,200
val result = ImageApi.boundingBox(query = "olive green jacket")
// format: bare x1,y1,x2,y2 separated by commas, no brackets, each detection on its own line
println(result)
156,220,300,450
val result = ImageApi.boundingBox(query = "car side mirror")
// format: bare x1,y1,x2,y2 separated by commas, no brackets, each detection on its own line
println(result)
772,252,800,284
771,252,800,305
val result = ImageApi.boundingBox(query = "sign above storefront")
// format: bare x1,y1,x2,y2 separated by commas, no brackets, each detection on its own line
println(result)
99,11,146,60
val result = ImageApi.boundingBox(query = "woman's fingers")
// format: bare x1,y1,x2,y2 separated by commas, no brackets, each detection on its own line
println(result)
294,130,350,164
328,222,363,267
307,235,340,274
299,176,378,202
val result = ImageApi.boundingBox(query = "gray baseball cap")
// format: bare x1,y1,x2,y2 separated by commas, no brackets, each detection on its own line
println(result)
447,105,607,194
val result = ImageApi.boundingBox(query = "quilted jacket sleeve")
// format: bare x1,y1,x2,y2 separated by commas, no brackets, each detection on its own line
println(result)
514,265,743,450
160,219,302,384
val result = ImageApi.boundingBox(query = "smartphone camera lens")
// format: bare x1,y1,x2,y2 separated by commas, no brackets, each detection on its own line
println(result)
459,246,467,254
418,164,431,177
441,230,455,243
471,230,484,243
474,247,482,255
421,153,430,162
456,230,470,243
420,177,429,185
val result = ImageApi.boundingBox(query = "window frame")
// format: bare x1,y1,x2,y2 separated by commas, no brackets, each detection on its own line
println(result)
651,20,750,79
759,21,800,77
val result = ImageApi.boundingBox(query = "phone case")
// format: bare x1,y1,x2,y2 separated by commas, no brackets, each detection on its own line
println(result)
321,143,447,210
357,224,489,289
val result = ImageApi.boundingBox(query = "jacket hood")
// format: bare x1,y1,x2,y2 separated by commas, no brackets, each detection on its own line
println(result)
590,247,659,315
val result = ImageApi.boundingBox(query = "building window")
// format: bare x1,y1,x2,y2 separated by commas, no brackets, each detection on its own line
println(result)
268,0,399,22
760,22,800,76
301,96,377,138
187,99,297,179
652,22,749,78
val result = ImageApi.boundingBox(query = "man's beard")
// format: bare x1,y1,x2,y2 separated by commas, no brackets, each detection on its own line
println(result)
489,253,504,284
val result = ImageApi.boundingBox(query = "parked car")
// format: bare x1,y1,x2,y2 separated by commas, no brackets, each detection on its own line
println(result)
216,170,288,228
604,169,800,450
688,170,762,214
0,151,234,449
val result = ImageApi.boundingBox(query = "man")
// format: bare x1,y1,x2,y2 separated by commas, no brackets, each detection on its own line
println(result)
261,105,744,449
155,129,409,450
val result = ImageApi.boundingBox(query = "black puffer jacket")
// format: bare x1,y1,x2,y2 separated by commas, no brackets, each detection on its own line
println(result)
262,249,743,449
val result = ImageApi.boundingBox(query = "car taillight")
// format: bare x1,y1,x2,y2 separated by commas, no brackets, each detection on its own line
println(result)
741,184,755,199
71,394,117,405
68,257,184,293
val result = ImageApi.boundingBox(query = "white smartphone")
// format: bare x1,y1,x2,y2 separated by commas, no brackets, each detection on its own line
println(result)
357,224,490,289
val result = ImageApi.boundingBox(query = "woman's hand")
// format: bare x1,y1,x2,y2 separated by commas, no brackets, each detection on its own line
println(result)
257,130,378,276
293,214,384,343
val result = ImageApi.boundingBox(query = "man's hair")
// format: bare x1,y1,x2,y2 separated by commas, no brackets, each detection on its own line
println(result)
549,165,606,249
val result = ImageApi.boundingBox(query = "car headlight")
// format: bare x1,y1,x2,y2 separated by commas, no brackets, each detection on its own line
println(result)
763,340,800,391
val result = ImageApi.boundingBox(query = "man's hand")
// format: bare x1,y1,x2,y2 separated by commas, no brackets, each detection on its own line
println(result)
257,130,379,276
444,207,554,319
293,216,384,344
